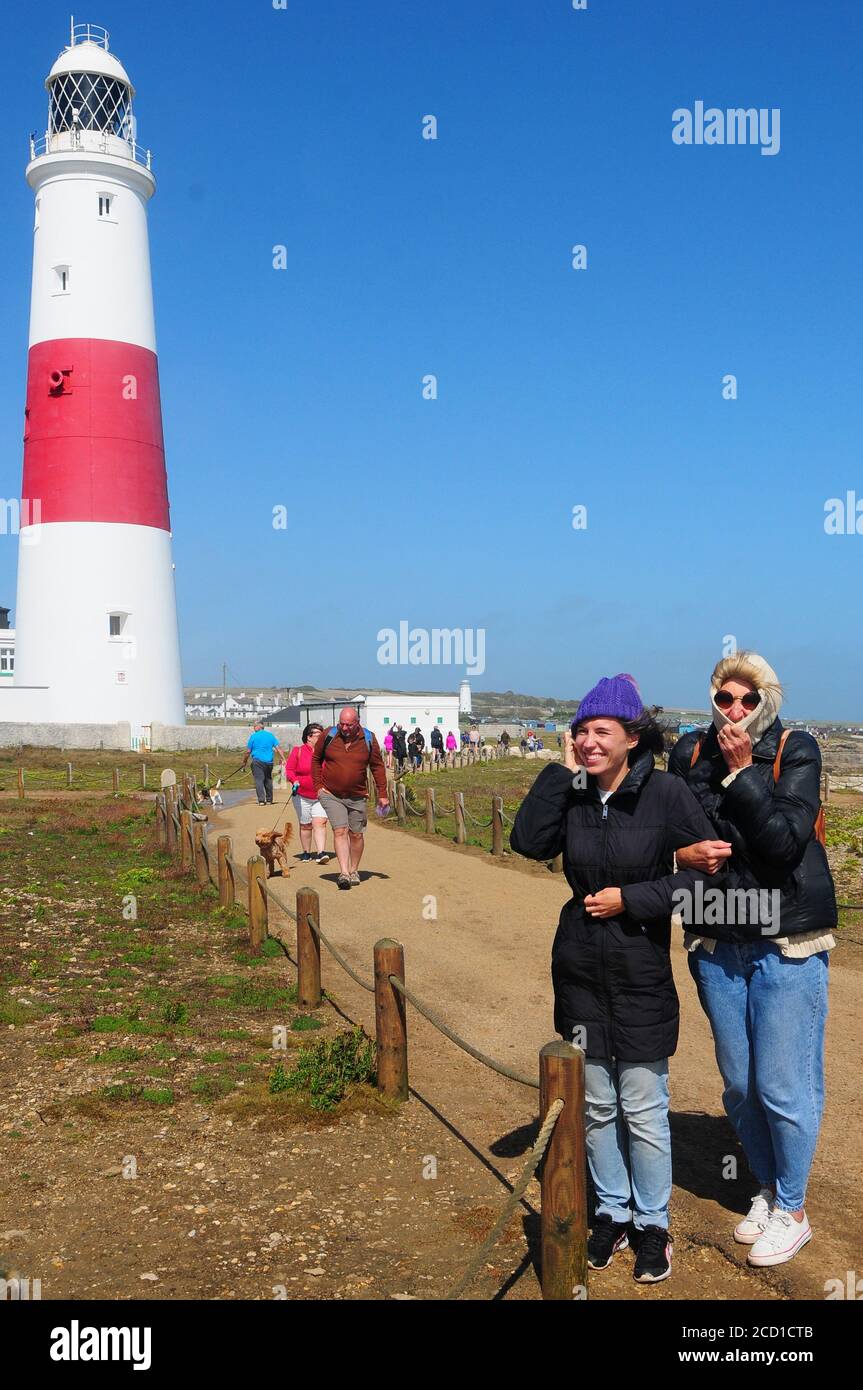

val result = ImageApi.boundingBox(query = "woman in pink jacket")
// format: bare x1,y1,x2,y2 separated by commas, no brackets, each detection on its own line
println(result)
383,727,394,771
445,730,458,767
285,723,330,863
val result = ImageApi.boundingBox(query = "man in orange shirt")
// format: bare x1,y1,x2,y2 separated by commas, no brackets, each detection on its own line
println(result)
311,707,389,889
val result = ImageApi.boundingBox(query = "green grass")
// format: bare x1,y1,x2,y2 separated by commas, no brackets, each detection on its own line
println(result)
101,1081,175,1105
190,1074,235,1101
226,980,297,1010
0,747,249,794
94,1046,144,1064
268,1026,376,1111
0,992,49,1025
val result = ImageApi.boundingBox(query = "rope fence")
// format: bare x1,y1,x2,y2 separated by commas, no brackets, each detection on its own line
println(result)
154,781,587,1299
444,1097,564,1301
154,764,863,1296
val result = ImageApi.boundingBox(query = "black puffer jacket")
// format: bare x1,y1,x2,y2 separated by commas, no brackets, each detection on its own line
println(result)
511,750,723,1062
668,719,837,941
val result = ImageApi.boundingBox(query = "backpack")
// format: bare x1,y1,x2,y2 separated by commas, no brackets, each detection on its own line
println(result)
688,729,826,846
320,726,373,761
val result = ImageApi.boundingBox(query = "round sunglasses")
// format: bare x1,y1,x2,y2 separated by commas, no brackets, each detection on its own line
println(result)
715,690,760,711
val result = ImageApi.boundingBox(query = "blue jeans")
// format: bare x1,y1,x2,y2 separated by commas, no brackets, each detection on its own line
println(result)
688,940,828,1212
584,1058,671,1230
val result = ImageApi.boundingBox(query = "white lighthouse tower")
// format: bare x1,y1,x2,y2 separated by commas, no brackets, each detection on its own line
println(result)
13,20,184,738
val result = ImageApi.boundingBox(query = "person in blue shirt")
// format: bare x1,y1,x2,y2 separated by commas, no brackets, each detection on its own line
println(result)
242,720,285,805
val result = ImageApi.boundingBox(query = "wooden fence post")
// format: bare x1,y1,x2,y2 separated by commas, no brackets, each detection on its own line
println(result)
156,793,168,850
551,853,564,873
296,886,322,1008
17,767,24,799
165,789,177,856
425,787,435,834
203,762,210,786
396,782,407,826
141,762,147,789
113,767,120,794
247,856,267,953
492,796,503,856
66,762,73,787
217,835,234,907
180,810,193,872
454,791,466,844
374,938,408,1101
192,820,209,888
540,1041,587,1301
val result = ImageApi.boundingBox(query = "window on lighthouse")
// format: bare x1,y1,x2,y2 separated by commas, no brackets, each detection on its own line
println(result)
98,194,113,218
53,265,70,294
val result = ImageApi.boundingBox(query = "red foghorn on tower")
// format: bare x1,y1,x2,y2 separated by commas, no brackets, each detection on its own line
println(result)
11,21,184,738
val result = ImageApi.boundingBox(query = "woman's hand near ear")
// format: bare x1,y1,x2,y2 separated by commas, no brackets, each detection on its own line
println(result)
563,730,581,773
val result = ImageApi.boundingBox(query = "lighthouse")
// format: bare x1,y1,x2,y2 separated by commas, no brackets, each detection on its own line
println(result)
12,21,184,739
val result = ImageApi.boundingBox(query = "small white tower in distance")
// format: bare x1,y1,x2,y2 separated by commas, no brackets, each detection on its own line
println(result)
13,21,184,738
459,679,472,714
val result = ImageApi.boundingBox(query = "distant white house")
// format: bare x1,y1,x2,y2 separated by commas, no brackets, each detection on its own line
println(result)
184,689,288,721
283,689,461,742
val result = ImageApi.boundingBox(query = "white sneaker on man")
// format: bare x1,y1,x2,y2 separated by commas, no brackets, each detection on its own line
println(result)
747,1208,812,1266
734,1188,773,1244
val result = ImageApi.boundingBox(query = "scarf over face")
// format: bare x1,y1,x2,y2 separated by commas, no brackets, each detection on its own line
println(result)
710,652,783,748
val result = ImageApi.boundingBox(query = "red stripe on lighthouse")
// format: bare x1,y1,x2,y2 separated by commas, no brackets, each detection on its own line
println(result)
21,339,171,529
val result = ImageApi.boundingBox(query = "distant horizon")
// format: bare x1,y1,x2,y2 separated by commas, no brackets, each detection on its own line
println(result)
183,680,861,727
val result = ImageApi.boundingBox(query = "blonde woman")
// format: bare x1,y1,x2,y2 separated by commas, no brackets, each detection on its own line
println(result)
671,652,836,1267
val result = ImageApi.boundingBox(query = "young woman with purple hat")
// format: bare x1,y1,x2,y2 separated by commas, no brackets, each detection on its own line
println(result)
511,673,724,1283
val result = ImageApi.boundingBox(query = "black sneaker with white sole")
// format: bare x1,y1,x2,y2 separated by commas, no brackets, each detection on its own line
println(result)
587,1215,630,1270
632,1225,672,1283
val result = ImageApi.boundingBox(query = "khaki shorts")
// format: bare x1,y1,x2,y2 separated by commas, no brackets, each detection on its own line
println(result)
319,792,368,833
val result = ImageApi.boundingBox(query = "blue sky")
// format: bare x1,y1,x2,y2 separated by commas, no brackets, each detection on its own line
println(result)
1,0,861,719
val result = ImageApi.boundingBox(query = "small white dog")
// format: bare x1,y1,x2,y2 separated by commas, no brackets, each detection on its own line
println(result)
209,778,223,807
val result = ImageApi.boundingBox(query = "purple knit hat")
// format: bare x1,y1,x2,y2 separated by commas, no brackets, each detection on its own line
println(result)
573,673,644,725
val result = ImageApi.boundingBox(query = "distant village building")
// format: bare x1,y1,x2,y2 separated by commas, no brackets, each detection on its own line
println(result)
271,688,461,742
184,688,289,721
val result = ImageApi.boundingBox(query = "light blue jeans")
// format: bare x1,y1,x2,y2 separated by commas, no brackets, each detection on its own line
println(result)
584,1058,672,1230
688,940,828,1212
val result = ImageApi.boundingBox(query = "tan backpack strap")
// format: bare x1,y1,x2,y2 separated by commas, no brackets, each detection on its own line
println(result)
689,731,705,768
772,729,791,782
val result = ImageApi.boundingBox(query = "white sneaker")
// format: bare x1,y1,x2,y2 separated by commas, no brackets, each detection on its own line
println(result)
747,1208,812,1267
734,1187,773,1244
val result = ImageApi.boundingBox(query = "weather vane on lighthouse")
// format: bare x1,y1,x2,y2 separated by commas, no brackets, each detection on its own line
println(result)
9,19,185,744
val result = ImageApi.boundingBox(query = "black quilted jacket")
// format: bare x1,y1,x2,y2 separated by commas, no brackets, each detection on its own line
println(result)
668,719,837,940
510,749,723,1062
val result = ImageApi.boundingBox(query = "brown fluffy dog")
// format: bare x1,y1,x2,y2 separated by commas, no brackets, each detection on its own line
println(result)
254,821,294,878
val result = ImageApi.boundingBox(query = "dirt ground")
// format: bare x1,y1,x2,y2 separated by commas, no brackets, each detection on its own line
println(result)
202,791,862,1301
1,786,859,1302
